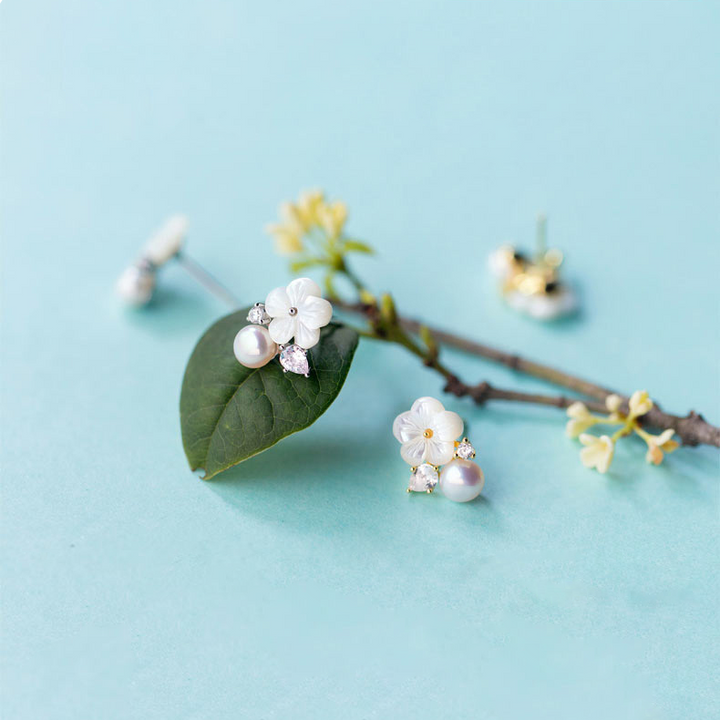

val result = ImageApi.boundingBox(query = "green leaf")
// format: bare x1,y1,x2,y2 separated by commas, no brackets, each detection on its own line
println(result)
342,239,374,254
180,309,359,480
289,257,327,273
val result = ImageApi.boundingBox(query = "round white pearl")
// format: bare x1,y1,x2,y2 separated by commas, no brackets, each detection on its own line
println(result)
439,459,484,503
233,325,278,369
116,266,155,306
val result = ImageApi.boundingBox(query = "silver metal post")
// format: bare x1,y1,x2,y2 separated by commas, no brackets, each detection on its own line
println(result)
176,253,241,309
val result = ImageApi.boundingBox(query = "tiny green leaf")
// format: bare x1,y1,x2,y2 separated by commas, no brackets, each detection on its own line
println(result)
342,239,375,254
419,324,438,359
290,258,327,273
379,293,397,326
180,309,359,480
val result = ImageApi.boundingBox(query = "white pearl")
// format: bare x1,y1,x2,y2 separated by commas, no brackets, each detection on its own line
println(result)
439,459,484,503
233,325,278,369
116,266,155,306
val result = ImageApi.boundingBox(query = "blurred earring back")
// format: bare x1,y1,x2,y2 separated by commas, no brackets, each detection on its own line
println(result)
488,214,577,320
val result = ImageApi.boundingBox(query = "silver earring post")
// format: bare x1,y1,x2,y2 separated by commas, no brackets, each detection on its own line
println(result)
174,252,240,309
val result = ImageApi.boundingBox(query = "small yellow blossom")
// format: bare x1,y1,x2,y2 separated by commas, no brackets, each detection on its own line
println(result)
579,433,615,473
265,201,306,254
278,201,303,230
565,402,596,438
605,394,622,413
296,189,324,230
317,200,348,240
644,429,679,465
265,223,302,254
266,189,350,255
628,390,653,419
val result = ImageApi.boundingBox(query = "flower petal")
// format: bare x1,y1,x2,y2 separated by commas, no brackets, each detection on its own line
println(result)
410,397,445,424
268,317,296,345
655,429,675,446
596,437,614,473
294,323,320,350
425,439,455,466
567,402,590,419
646,445,663,465
566,417,594,438
579,445,598,469
431,410,463,442
579,434,614,473
605,394,622,413
400,436,427,466
286,277,322,306
393,410,424,443
629,390,653,418
265,287,291,317
299,296,333,329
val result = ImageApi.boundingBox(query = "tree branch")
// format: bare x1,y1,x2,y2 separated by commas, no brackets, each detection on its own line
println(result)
335,300,720,448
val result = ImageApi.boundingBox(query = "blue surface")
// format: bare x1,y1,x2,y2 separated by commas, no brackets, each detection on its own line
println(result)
2,2,719,718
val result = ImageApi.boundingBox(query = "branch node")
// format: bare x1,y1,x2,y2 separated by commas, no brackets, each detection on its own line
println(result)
443,375,464,397
470,381,491,405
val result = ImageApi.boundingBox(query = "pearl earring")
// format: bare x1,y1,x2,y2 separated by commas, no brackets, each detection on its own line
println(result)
117,215,241,308
233,277,333,377
393,396,485,502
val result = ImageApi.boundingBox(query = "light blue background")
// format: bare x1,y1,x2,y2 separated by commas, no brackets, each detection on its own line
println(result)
2,1,719,718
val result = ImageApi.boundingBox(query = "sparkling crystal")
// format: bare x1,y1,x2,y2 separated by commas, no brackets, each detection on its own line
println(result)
408,463,438,492
455,439,475,460
279,344,310,376
247,303,270,325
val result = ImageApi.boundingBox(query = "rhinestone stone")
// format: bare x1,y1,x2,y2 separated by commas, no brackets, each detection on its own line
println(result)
408,463,438,492
279,344,310,376
247,303,271,325
455,440,475,460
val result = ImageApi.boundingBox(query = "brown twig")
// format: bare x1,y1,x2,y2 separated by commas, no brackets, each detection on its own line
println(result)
335,299,720,448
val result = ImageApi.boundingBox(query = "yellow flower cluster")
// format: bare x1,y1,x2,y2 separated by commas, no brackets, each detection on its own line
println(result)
567,390,679,474
265,189,348,255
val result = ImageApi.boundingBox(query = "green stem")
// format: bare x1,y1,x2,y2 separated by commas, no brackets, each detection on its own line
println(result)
338,258,365,294
611,421,635,442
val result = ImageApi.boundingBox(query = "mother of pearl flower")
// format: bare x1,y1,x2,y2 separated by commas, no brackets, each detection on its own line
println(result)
265,277,333,350
392,396,464,467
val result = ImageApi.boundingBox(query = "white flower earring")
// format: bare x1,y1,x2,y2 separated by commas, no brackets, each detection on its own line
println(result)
393,397,485,502
233,277,333,376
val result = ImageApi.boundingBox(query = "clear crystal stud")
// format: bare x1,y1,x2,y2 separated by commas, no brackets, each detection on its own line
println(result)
454,438,476,460
408,463,439,493
279,344,310,377
247,302,271,325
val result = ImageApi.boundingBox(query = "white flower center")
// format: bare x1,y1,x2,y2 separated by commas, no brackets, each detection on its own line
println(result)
288,307,298,316
423,428,433,439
